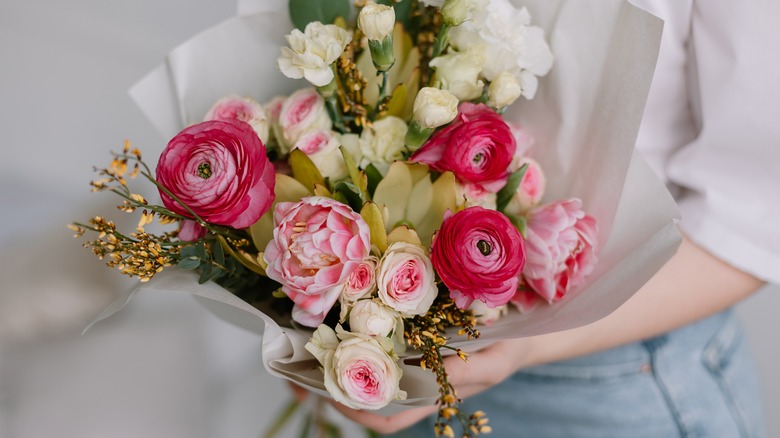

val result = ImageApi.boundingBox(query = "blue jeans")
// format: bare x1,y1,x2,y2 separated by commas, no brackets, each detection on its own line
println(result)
389,310,766,437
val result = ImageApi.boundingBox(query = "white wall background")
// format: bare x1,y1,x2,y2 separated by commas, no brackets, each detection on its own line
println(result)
0,1,777,437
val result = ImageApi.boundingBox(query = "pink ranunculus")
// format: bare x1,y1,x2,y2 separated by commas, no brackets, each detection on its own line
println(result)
521,199,598,303
204,96,269,144
410,102,516,193
156,120,276,229
263,196,371,326
431,207,526,309
177,220,208,242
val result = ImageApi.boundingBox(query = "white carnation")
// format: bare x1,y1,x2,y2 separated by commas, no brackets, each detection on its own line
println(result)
359,116,408,175
430,48,485,101
278,22,352,87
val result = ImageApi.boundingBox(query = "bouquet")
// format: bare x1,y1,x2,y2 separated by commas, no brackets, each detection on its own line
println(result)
73,0,678,436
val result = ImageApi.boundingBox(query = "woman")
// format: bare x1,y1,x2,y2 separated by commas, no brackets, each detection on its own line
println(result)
326,1,780,436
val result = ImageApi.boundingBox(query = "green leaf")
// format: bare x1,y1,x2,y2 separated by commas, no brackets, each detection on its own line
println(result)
289,149,326,192
211,239,225,266
177,256,201,270
496,163,528,213
194,241,208,259
506,213,528,238
364,163,383,198
198,261,214,284
361,202,388,254
340,146,368,196
289,0,351,30
333,181,364,211
179,245,198,259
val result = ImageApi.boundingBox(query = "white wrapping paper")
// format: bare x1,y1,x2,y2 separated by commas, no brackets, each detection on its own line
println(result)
98,0,678,410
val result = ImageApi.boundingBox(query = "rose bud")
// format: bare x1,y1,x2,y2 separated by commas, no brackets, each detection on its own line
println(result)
203,96,270,144
273,88,332,155
522,199,598,303
431,207,526,309
155,120,275,229
487,71,523,109
339,257,379,322
349,299,400,338
503,157,546,215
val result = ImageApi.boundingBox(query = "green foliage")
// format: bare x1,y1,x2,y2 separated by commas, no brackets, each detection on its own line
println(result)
289,0,352,30
496,163,528,213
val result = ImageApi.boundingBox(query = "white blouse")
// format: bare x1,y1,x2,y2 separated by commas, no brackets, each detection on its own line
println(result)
630,0,780,284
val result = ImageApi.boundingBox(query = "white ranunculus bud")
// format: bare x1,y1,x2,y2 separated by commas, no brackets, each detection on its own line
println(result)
430,48,485,101
278,22,352,87
359,116,408,175
441,0,487,26
349,299,400,338
358,4,395,41
487,71,523,108
412,87,459,129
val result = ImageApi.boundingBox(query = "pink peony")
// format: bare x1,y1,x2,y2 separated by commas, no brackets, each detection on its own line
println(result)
431,207,526,309
410,102,516,193
156,120,275,229
263,196,371,326
521,199,598,303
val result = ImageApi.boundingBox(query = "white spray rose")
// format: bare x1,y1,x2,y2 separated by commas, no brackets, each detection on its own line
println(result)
487,71,523,108
430,48,485,101
274,88,332,154
412,87,459,129
359,116,408,175
449,0,553,99
339,257,378,322
349,299,401,338
278,22,352,87
305,324,406,410
377,242,437,317
358,4,395,41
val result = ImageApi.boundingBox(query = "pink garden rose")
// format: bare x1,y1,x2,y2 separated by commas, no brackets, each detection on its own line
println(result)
520,199,598,304
273,88,331,154
156,120,275,229
431,207,526,309
411,102,516,193
376,242,437,317
306,325,406,410
204,96,269,144
263,196,371,326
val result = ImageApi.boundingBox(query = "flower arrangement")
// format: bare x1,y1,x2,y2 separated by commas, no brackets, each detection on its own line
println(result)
71,0,676,436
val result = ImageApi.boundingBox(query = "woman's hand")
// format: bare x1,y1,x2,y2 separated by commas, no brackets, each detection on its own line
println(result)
328,338,530,434
320,237,765,434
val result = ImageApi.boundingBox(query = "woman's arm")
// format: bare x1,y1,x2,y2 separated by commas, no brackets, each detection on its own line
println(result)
329,235,765,433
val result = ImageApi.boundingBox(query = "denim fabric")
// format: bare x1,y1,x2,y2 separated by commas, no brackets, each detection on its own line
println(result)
388,310,766,438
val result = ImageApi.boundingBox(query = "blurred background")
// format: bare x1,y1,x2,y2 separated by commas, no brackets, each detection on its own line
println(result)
0,1,777,437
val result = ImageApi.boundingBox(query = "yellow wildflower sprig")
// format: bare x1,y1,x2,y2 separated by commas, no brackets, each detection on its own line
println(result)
70,216,181,282
404,293,490,437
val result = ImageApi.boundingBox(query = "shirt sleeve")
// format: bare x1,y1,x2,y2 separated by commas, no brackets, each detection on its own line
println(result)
666,0,780,283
